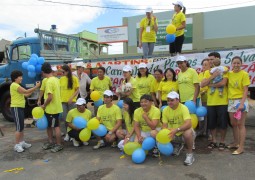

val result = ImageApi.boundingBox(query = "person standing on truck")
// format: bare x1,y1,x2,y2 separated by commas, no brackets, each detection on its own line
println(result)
139,7,158,59
150,69,163,108
10,70,41,153
169,1,186,56
73,62,91,101
60,64,80,141
90,67,112,116
41,62,63,153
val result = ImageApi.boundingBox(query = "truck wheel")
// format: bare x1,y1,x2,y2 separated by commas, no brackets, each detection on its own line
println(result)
1,91,13,122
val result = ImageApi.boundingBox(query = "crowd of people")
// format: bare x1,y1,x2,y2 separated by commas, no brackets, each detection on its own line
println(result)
10,49,251,166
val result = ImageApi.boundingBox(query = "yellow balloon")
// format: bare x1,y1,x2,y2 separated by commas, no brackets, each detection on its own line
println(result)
79,128,91,142
87,118,100,130
124,142,141,155
90,91,101,101
32,107,44,119
191,114,198,129
156,129,172,144
166,24,176,34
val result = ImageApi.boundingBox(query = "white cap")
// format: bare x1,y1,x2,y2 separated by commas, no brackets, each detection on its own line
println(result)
167,91,179,99
138,63,147,69
145,7,153,13
103,90,113,96
76,62,84,67
76,98,86,105
172,1,184,8
51,66,58,72
176,55,186,62
123,65,132,72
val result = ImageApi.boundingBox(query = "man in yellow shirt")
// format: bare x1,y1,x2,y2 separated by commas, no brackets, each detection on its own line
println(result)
66,98,92,147
161,91,194,166
93,90,122,149
41,62,63,153
150,69,163,107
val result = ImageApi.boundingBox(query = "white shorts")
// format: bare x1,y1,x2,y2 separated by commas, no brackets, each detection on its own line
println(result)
228,99,249,113
141,127,161,138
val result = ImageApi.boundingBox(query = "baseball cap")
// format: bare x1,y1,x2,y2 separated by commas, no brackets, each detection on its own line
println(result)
172,1,184,8
176,55,186,62
145,7,153,13
167,91,180,99
51,66,58,72
138,63,147,69
103,90,113,97
76,98,86,105
123,65,132,72
76,62,84,67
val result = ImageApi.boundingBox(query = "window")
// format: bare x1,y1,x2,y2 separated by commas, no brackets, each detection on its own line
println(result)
12,45,31,60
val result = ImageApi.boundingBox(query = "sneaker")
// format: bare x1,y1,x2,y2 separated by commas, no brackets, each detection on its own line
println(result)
42,142,55,150
152,147,160,158
72,139,80,147
173,143,184,156
184,153,195,166
64,134,70,142
93,141,105,150
111,141,117,148
83,142,89,146
20,141,32,149
51,144,63,153
14,144,24,153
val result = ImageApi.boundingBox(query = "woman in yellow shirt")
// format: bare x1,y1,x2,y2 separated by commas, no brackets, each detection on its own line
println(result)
60,65,80,140
158,68,178,108
170,1,186,56
227,56,250,155
10,70,40,153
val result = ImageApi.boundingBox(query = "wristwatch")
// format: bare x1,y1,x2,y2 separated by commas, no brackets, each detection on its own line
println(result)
177,127,181,132
108,131,113,135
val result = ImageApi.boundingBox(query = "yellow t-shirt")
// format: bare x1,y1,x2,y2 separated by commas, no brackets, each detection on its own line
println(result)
136,74,155,97
140,17,158,43
97,104,122,130
198,72,208,103
123,111,134,134
158,80,179,101
178,68,199,103
134,106,161,132
66,108,92,132
124,77,140,102
40,78,47,91
60,75,79,102
204,70,228,106
162,103,191,136
90,76,112,98
10,82,25,108
228,70,250,99
171,12,186,37
150,80,161,93
44,76,63,114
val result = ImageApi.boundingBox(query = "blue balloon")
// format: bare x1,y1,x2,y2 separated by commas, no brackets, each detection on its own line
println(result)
158,142,174,156
22,62,29,70
117,100,123,109
184,101,197,114
28,72,36,78
94,99,103,107
132,148,146,164
160,105,167,112
235,103,246,112
36,115,48,130
166,34,176,44
27,65,35,72
142,137,156,151
38,57,45,65
92,124,107,137
31,54,38,59
73,117,87,129
35,64,42,74
29,57,38,66
196,106,207,117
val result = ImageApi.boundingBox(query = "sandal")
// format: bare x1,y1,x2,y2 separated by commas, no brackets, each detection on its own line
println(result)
227,144,239,149
51,144,63,153
42,142,55,150
207,142,217,149
218,143,226,151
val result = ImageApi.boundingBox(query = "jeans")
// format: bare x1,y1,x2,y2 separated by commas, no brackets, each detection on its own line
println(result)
142,42,155,59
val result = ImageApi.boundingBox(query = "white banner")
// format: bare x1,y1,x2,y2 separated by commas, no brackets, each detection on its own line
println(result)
84,48,255,92
97,26,128,44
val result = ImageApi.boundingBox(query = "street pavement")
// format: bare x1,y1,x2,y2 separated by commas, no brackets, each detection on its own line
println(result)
0,105,255,180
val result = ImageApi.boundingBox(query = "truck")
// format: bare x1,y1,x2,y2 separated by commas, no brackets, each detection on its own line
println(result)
0,28,80,122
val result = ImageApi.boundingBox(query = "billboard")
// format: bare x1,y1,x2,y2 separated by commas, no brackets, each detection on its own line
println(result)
97,26,128,44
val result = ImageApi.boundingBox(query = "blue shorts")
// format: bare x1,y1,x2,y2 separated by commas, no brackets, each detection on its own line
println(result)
11,107,24,132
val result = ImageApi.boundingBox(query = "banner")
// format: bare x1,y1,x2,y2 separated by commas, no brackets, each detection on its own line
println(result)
97,26,128,44
84,48,255,92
